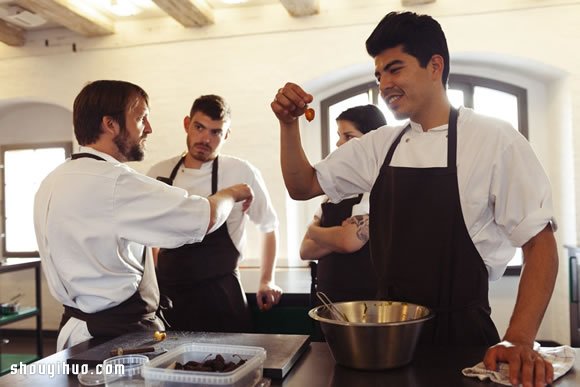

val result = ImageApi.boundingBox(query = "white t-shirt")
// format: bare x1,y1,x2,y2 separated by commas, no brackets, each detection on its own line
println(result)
147,154,278,257
34,146,210,314
314,107,556,280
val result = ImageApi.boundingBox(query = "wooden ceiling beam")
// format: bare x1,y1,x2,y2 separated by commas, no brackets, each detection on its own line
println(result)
15,0,114,37
279,0,319,17
402,0,436,5
152,0,214,27
0,18,25,46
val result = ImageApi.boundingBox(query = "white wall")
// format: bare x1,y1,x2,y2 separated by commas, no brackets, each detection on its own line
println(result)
0,2,579,343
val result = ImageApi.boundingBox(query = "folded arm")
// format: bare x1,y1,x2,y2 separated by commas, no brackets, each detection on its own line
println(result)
300,214,369,260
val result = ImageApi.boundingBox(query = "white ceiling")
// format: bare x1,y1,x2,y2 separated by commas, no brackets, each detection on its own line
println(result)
1,0,579,47
0,0,301,46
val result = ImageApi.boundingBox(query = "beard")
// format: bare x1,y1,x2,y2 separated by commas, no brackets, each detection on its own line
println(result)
114,130,145,162
188,141,212,162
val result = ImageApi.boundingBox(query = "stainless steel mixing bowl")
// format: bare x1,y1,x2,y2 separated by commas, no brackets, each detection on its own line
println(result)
309,300,434,370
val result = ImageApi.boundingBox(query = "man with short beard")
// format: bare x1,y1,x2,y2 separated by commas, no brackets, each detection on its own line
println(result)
148,94,281,333
34,81,253,350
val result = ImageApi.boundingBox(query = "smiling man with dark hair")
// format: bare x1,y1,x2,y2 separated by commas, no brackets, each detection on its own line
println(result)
271,11,558,387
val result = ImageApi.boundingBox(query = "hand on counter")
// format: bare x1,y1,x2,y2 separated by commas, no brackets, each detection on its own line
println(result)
256,281,283,311
483,340,554,387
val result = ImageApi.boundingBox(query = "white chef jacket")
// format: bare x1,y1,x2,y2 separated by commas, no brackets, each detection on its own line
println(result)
34,146,211,349
315,106,556,280
147,154,278,257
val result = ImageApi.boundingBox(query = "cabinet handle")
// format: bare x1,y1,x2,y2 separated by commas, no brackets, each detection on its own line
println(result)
570,256,578,303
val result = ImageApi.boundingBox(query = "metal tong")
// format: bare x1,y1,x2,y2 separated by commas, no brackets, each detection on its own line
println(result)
316,292,349,322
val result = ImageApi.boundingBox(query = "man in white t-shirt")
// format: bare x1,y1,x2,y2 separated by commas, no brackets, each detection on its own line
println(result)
34,81,253,350
270,11,558,387
147,94,282,333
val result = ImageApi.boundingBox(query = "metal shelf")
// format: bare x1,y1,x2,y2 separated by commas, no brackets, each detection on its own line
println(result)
0,258,43,374
0,353,39,376
0,307,39,325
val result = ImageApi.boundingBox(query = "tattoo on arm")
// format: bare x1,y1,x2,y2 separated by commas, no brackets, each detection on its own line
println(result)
345,215,369,243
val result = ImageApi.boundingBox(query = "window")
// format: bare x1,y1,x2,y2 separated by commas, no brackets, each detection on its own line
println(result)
321,82,408,158
448,75,527,276
320,75,528,275
448,74,528,139
1,143,72,257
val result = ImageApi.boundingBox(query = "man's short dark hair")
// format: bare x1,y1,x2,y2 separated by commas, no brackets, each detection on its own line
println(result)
336,104,386,134
189,94,231,122
73,80,148,145
365,11,450,86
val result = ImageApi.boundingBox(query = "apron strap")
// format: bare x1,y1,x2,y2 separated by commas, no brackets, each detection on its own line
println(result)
211,156,218,194
71,153,106,162
157,155,218,190
157,155,185,185
447,107,459,170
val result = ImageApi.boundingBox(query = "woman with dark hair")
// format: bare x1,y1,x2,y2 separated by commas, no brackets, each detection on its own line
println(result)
300,104,386,305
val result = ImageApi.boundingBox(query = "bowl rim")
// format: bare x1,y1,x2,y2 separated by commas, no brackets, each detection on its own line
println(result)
308,300,435,327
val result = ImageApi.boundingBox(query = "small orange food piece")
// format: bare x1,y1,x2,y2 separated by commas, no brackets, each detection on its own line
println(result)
154,331,167,341
305,108,315,122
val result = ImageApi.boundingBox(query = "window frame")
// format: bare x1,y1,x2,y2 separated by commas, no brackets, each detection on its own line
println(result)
448,74,529,139
318,75,529,276
449,74,528,276
320,81,379,158
1,142,73,257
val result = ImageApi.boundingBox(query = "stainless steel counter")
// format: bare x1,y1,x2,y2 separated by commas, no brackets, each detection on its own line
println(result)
1,335,579,387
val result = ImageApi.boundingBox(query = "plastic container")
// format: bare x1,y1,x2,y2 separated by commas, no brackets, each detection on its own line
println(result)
77,354,148,386
143,343,266,387
104,354,148,386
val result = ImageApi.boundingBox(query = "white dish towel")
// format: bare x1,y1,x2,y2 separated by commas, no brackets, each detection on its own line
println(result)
461,345,576,386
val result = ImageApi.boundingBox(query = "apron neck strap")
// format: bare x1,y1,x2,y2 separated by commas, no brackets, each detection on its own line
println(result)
211,156,219,194
447,107,459,170
168,155,186,183
384,106,459,170
71,153,106,162
164,154,219,192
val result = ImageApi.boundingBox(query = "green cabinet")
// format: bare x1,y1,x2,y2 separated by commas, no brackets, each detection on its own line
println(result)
247,293,314,336
0,258,43,375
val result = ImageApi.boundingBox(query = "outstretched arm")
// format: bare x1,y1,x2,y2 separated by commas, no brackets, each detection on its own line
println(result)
271,83,323,200
256,230,283,311
483,224,558,387
206,184,253,233
152,185,252,269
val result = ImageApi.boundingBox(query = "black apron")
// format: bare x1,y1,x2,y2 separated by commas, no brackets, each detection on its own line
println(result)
315,195,377,303
369,108,500,346
155,156,253,333
59,152,164,338
311,195,378,342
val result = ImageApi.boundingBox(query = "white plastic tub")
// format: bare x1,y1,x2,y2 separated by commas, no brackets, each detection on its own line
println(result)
143,343,266,387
